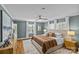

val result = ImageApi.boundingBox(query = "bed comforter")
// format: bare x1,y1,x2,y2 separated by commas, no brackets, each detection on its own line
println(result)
32,35,57,53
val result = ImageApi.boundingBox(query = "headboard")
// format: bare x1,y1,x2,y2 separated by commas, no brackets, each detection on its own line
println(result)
48,29,68,38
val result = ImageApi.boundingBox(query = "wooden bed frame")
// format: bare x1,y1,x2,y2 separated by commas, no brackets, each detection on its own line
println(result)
31,39,64,54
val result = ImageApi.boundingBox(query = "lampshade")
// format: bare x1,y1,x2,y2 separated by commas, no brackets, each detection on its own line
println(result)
67,31,75,36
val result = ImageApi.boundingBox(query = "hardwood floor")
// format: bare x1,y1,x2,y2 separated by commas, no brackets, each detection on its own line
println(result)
16,40,24,54
0,44,13,54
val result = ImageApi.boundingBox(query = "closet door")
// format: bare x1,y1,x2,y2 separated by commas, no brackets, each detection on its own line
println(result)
14,21,26,38
18,22,26,38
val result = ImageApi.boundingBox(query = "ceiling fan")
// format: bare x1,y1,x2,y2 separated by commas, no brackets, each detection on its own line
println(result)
36,7,48,20
36,15,48,20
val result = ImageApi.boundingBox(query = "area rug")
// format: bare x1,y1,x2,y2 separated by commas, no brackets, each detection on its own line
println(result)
23,40,78,54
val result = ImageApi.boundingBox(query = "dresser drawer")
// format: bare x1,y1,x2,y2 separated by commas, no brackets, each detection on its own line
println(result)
64,39,77,52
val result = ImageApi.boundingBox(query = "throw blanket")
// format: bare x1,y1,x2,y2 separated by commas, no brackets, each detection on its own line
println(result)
32,35,57,53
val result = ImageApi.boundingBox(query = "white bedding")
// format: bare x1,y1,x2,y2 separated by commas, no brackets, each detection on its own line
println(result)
54,32,64,45
55,37,64,45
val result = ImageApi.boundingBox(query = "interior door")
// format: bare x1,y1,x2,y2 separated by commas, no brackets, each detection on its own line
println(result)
14,21,26,38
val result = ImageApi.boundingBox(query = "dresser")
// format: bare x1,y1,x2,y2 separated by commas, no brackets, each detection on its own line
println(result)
64,39,77,52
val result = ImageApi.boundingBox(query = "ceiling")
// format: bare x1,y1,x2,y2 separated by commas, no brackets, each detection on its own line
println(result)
3,4,79,20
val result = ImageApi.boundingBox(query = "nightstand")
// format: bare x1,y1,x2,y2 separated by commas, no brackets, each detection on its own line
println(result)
64,38,78,52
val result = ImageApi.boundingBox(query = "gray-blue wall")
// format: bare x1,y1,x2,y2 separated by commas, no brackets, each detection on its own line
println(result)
69,15,79,31
69,15,79,41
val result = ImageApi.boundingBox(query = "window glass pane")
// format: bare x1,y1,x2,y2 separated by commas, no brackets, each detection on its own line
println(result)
28,22,34,37
2,11,12,42
3,11,11,27
49,21,54,24
57,18,65,23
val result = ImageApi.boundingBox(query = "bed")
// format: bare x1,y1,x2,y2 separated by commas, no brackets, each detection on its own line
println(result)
31,32,64,54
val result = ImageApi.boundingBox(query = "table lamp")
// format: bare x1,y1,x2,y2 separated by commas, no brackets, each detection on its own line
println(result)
67,31,75,40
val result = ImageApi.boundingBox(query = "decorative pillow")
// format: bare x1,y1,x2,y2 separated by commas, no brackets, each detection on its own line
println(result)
46,32,56,37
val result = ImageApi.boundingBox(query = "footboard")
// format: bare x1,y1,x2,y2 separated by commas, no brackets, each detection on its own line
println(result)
31,39,43,54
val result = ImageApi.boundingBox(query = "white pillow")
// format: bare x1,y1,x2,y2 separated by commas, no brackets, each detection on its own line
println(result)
55,32,63,38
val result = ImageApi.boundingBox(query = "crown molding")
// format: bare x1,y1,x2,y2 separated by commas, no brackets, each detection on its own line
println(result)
0,4,13,19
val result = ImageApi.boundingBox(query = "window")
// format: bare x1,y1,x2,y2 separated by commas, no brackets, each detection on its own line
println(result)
49,21,54,24
2,11,12,42
57,18,65,23
28,22,35,37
